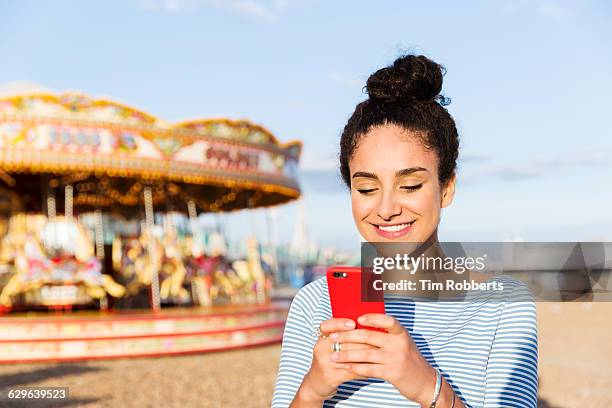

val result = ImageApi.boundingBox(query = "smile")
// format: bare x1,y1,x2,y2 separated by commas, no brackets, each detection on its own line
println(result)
372,221,415,238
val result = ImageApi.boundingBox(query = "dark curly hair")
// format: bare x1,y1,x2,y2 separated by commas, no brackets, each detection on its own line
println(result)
339,54,459,189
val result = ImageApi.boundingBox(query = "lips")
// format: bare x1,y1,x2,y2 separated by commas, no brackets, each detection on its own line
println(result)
372,221,415,239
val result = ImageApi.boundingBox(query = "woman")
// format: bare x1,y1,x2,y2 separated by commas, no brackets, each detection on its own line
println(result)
272,54,538,407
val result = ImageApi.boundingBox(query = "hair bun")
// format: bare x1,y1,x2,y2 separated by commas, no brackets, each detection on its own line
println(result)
366,54,448,105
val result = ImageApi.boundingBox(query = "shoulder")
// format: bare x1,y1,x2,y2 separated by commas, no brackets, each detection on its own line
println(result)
494,274,536,303
489,275,538,336
281,277,330,341
457,274,537,331
466,274,536,304
289,276,329,317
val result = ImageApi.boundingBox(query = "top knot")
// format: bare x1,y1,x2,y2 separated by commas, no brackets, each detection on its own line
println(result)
365,54,449,106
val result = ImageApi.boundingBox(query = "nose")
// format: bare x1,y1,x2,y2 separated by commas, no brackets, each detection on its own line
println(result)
377,190,402,221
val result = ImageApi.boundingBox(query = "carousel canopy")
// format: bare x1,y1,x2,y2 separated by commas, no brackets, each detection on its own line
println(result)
0,92,302,215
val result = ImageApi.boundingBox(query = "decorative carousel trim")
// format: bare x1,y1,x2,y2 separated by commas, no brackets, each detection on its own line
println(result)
0,92,303,159
0,149,299,191
0,92,158,124
174,117,303,153
0,113,302,160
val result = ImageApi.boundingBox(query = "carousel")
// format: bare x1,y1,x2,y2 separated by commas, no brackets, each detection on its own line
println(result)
0,92,301,362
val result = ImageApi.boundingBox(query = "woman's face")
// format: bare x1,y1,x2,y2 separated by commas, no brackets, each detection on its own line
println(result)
349,123,455,243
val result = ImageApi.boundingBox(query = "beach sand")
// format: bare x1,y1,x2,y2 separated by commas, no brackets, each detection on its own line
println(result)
536,302,612,407
0,302,610,407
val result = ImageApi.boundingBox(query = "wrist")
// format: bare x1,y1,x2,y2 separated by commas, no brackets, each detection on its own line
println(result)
416,370,454,408
294,388,323,406
412,365,439,408
393,358,438,406
432,377,455,408
295,373,327,405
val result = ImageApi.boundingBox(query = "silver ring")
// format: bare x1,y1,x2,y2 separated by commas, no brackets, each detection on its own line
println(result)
314,325,328,339
332,342,342,353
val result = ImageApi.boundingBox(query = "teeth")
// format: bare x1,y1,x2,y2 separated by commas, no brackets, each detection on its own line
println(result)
378,222,412,232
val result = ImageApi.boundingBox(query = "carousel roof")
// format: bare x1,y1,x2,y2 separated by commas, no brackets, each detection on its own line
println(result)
0,92,302,214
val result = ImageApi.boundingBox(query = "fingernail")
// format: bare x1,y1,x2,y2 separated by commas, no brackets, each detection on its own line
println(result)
331,352,339,360
357,316,366,323
346,320,355,328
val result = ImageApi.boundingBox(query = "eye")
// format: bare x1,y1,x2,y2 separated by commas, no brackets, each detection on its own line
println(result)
356,188,377,195
400,184,423,192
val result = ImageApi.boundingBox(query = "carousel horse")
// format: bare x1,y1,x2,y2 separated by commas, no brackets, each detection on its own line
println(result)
114,232,162,296
185,247,215,306
230,237,268,304
159,232,190,303
0,214,125,307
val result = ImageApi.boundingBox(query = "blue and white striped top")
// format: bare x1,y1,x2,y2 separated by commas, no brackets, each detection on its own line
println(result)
272,275,538,407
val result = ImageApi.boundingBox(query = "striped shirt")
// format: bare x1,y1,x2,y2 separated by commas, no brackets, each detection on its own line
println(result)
272,275,538,407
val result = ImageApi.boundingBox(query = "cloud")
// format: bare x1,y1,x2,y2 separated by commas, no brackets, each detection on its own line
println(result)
459,164,541,186
491,166,541,181
210,0,280,22
458,149,612,185
538,1,572,18
0,81,51,97
535,151,612,168
138,0,200,13
137,0,302,22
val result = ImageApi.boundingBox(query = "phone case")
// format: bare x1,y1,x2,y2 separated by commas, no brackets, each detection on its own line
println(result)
326,266,386,331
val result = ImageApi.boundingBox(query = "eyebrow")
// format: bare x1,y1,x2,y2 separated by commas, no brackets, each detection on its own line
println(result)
352,167,428,180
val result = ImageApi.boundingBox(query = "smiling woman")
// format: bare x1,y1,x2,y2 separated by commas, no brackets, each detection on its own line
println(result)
348,126,453,242
272,54,538,408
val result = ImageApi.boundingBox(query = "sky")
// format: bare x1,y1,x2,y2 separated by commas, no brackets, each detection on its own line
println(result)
1,0,611,254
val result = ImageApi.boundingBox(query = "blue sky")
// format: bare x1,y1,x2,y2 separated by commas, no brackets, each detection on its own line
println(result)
1,0,611,254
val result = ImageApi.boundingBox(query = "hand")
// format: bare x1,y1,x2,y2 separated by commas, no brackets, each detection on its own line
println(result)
328,313,438,406
294,318,376,405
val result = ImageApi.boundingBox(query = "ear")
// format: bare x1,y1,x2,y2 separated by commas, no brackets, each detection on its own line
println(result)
441,174,456,208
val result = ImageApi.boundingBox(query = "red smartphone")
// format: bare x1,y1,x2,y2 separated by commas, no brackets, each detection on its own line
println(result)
326,266,386,331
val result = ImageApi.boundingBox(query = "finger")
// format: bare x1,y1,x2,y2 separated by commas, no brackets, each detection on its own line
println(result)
344,363,384,379
358,314,404,335
331,349,385,364
330,329,388,348
332,342,378,351
320,318,356,334
316,338,377,354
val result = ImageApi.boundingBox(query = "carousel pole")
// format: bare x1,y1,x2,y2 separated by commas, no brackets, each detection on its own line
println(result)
46,184,57,251
188,199,209,306
46,190,56,220
94,209,104,260
94,208,108,310
64,185,73,223
187,200,201,257
248,190,266,305
144,186,161,311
